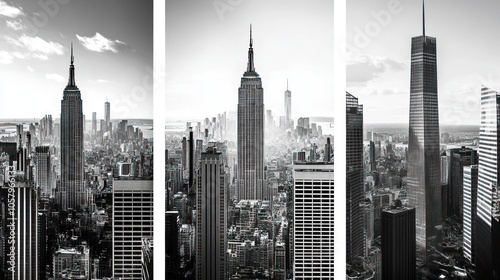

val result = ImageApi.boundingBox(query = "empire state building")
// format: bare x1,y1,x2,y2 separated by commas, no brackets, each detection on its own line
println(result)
60,44,84,211
237,25,265,201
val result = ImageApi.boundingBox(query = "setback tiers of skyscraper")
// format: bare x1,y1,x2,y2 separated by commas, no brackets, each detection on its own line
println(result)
237,25,266,201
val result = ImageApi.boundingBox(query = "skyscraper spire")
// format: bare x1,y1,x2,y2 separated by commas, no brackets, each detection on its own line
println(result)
67,43,76,87
250,24,253,47
287,78,288,91
423,0,426,37
246,24,255,73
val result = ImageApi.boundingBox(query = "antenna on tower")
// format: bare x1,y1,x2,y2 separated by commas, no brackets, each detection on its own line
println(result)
287,79,289,91
423,0,426,37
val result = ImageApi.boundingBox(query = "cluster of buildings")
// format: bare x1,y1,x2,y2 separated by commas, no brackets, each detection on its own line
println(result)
166,26,334,280
0,46,154,279
347,3,500,279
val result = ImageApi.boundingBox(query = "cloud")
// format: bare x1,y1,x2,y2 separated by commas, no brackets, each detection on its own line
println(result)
347,53,405,86
6,18,25,30
27,66,33,72
0,1,23,18
45,73,65,83
88,79,113,84
76,32,132,53
17,35,64,55
0,50,13,64
368,89,404,96
3,35,63,61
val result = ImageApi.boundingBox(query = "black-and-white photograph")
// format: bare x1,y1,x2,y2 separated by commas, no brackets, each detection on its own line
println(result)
165,0,334,279
347,0,500,279
0,0,153,279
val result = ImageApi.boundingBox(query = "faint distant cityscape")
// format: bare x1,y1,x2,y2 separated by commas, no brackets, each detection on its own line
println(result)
165,26,334,279
346,1,499,279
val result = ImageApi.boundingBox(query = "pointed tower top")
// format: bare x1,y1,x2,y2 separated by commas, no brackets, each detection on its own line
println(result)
287,79,289,91
250,24,253,47
422,0,426,37
66,43,77,88
245,24,256,75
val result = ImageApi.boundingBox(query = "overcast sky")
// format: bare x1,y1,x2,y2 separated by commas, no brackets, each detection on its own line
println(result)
166,0,334,122
347,0,500,125
0,0,153,120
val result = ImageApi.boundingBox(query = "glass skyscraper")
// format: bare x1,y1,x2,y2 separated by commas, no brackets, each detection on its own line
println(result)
476,86,500,279
346,92,365,264
406,15,441,263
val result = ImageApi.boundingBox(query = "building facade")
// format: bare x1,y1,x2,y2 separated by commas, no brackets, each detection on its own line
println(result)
112,180,153,279
195,147,227,280
60,45,84,211
346,92,365,264
463,165,478,265
293,162,334,279
381,205,416,280
237,26,265,201
406,21,441,263
476,86,500,279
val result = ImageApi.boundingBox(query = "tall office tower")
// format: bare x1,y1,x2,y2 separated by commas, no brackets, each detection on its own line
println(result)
237,25,265,201
60,44,84,211
112,180,153,279
92,112,97,135
463,165,478,265
346,92,364,264
266,110,274,129
196,147,227,280
34,146,51,196
104,100,110,132
381,203,416,280
293,162,334,279
325,137,332,162
448,147,477,218
284,79,291,130
441,154,449,186
189,127,194,190
166,211,180,279
406,4,441,263
476,86,500,279
4,180,38,279
369,141,376,171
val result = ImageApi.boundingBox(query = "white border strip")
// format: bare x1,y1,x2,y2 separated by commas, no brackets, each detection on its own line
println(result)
153,0,166,278
334,0,347,279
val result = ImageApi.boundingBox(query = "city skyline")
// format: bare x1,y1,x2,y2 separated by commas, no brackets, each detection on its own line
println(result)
347,0,500,125
166,0,334,121
0,0,153,119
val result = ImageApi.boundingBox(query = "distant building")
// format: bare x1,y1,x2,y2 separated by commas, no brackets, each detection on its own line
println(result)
382,204,416,280
293,162,334,279
284,80,291,130
35,146,51,197
448,147,477,218
53,245,90,280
